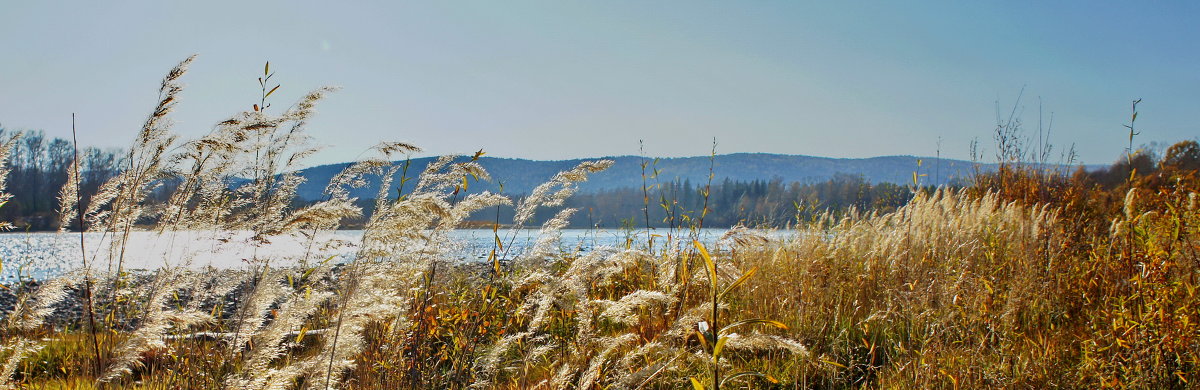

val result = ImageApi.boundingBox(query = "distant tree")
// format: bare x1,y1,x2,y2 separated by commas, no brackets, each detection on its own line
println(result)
0,129,123,230
1161,140,1200,172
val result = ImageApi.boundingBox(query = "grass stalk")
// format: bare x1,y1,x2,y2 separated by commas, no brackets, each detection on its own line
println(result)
71,114,103,377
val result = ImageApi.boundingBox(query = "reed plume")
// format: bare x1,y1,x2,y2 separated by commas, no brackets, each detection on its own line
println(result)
0,132,20,231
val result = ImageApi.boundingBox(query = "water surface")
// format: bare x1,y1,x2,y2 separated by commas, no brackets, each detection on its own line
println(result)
0,228,766,281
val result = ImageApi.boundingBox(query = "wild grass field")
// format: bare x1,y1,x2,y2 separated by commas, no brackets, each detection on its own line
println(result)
0,57,1197,389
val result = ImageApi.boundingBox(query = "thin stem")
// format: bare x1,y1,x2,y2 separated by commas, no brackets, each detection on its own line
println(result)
698,138,716,231
72,114,103,376
711,258,720,390
640,141,652,252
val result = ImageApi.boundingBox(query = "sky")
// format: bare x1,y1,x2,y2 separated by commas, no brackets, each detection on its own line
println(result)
1,1,1197,166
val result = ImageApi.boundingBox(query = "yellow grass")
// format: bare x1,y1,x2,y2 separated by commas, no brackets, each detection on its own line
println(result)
0,58,1196,389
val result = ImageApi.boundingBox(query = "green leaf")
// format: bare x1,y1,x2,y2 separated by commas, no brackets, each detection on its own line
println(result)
303,255,336,280
265,85,281,98
295,325,309,343
264,61,270,75
694,240,717,293
720,318,788,335
689,377,707,390
722,371,779,386
821,359,847,369
694,328,710,351
713,335,729,361
719,266,758,300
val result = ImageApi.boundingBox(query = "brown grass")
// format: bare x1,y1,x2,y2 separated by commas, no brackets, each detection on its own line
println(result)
0,58,1196,389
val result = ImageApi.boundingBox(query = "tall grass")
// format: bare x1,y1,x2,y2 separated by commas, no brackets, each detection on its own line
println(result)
0,58,1195,389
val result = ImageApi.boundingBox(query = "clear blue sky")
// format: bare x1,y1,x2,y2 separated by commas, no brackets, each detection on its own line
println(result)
1,1,1197,166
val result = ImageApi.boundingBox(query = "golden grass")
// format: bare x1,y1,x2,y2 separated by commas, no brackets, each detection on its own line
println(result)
0,58,1196,389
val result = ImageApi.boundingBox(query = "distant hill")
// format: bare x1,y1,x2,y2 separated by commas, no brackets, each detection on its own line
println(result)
291,153,996,201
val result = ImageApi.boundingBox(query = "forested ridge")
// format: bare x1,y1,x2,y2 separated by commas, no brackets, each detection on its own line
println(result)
0,129,926,230
4,128,1195,231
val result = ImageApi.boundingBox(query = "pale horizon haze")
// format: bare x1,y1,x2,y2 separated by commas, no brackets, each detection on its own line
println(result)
1,1,1198,166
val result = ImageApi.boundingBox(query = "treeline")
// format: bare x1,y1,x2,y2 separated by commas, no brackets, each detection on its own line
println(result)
345,174,917,229
24,132,1198,232
0,128,924,231
559,174,914,228
0,129,123,230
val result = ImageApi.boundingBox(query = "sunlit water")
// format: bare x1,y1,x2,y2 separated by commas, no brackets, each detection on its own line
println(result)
0,228,784,281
